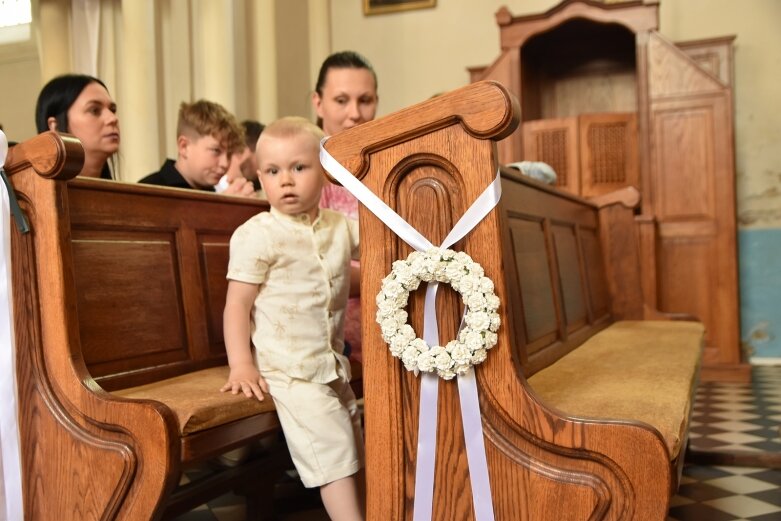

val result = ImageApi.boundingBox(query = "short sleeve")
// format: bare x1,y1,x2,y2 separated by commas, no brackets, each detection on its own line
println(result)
348,218,359,260
227,217,270,284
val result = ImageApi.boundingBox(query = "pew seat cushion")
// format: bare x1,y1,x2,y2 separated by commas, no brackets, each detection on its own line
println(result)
528,321,704,460
114,366,276,435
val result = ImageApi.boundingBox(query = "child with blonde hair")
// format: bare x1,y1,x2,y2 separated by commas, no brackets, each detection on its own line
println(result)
222,117,363,520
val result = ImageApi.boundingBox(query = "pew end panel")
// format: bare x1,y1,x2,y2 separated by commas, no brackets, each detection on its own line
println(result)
7,132,179,520
325,81,695,520
6,132,283,520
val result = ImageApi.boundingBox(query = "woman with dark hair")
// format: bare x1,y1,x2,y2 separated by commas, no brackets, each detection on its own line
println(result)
312,51,378,137
312,51,379,364
35,74,120,179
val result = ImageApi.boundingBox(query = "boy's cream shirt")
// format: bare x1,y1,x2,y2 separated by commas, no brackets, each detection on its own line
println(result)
227,207,359,383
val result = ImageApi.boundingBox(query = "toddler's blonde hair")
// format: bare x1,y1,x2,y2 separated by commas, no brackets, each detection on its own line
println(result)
259,117,324,151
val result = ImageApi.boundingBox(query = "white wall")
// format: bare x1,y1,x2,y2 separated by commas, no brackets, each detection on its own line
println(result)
329,0,557,117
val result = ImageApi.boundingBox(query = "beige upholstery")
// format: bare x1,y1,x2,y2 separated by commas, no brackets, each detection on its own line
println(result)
528,321,704,460
114,366,276,435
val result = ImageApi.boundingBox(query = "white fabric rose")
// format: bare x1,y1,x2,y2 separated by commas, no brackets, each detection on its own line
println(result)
467,293,488,311
485,294,500,311
390,335,408,356
398,324,416,343
401,345,421,371
479,277,495,293
471,348,488,364
465,311,491,331
383,279,405,300
417,350,435,372
449,343,472,365
489,313,501,332
376,297,396,317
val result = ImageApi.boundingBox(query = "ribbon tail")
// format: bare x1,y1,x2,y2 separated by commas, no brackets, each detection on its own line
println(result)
458,368,495,521
413,372,439,521
413,282,441,521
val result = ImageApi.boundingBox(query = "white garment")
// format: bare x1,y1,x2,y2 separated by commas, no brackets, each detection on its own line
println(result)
0,129,23,520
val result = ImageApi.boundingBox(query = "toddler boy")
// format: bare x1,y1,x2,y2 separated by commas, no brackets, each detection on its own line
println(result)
222,117,363,521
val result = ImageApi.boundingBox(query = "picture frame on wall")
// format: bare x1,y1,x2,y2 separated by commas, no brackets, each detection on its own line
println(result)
363,0,436,16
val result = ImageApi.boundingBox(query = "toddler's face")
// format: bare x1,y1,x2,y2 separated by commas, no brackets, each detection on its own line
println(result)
257,133,323,220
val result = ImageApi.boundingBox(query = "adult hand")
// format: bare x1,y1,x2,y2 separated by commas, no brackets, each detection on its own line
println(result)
222,176,256,197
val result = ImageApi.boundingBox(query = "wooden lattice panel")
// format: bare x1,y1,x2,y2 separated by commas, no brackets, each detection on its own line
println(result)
579,112,638,198
522,117,579,194
588,122,629,185
538,129,570,186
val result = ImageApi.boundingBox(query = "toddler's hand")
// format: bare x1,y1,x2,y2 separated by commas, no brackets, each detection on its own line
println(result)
221,365,269,401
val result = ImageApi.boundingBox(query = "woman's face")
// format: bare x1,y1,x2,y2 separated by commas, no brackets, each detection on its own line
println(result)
313,67,378,136
65,82,120,160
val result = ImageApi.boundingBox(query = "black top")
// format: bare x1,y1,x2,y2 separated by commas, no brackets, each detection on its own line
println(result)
138,159,215,192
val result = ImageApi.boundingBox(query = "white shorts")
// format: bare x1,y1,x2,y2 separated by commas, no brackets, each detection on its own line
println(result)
263,367,363,488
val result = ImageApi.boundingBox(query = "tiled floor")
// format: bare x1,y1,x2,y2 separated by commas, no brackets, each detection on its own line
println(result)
666,365,781,521
173,366,781,521
688,366,781,454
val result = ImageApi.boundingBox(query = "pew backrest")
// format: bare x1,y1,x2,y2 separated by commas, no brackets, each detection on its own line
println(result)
67,177,268,390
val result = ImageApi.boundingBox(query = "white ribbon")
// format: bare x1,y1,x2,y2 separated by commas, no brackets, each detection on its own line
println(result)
320,139,498,520
0,130,23,520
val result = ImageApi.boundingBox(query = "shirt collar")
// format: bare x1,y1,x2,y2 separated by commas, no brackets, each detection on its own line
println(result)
270,206,322,227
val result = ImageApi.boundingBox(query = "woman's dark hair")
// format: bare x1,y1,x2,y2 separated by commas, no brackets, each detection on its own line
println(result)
314,51,377,128
35,74,108,133
35,74,114,179
314,51,377,97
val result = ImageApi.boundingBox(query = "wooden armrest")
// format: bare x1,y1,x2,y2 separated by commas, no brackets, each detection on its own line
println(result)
590,186,641,209
4,131,83,180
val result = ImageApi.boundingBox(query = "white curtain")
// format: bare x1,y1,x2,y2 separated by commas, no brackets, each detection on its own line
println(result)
71,0,101,77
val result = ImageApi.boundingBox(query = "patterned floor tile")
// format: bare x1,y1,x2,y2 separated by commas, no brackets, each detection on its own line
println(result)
706,475,778,494
704,495,781,518
669,366,781,521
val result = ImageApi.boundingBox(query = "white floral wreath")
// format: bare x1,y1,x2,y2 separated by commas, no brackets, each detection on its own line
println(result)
375,248,500,380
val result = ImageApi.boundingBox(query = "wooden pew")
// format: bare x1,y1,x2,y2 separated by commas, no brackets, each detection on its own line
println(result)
324,81,703,520
5,132,286,520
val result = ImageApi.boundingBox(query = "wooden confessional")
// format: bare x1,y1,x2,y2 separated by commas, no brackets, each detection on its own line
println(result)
470,0,745,381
